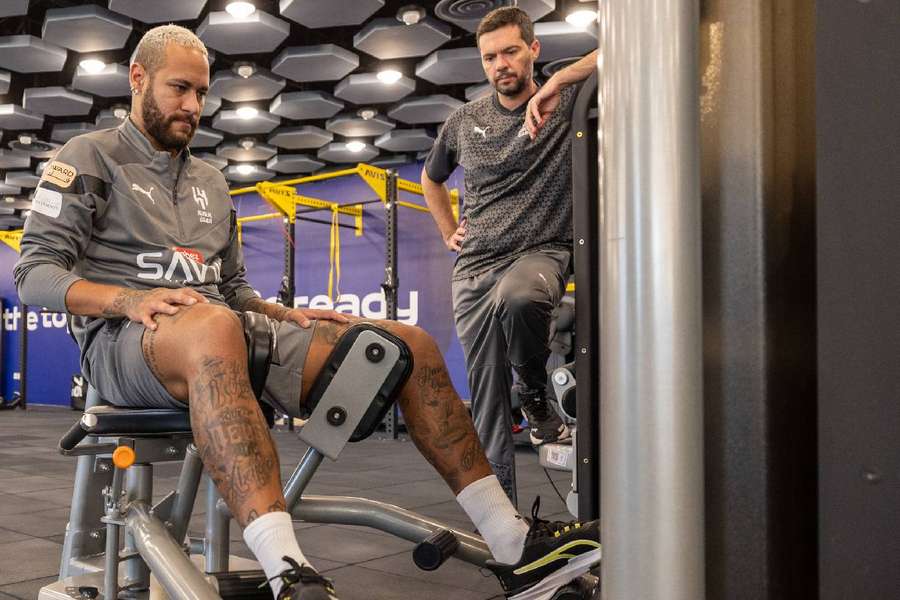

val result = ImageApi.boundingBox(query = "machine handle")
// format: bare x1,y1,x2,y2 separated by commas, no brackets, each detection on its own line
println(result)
413,529,460,571
58,413,96,452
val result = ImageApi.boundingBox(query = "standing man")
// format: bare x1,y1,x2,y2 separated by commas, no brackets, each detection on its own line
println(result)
422,7,597,502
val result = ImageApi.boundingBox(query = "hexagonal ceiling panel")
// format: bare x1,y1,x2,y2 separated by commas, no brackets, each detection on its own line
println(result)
71,63,131,98
326,113,395,138
197,10,290,55
270,92,344,121
388,94,464,124
0,150,31,170
271,45,359,83
43,5,133,54
209,69,285,103
213,110,281,136
8,137,60,159
268,126,333,150
533,22,598,63
51,122,94,143
434,0,555,33
267,155,325,174
23,87,93,117
416,48,485,85
95,107,130,130
188,126,224,149
108,0,207,23
280,0,384,29
465,82,493,102
223,164,275,183
375,129,435,152
0,183,22,196
334,73,416,105
0,105,45,131
195,152,228,170
354,17,451,60
202,95,221,118
371,154,412,168
0,36,68,73
542,56,581,78
216,141,278,162
0,71,10,95
6,171,40,188
318,142,379,164
0,0,28,18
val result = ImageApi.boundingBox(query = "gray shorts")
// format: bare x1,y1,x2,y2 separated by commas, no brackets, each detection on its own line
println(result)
85,316,316,415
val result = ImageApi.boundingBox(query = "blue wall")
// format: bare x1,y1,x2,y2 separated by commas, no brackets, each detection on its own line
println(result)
0,161,470,406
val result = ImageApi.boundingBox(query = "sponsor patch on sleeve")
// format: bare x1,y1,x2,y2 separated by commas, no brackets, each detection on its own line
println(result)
32,186,63,218
41,160,78,189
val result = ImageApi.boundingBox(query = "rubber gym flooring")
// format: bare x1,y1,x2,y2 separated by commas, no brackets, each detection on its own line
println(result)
0,405,573,599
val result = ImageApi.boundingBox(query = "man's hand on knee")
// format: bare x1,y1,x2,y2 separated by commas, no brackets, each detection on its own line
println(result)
285,307,351,328
109,287,209,330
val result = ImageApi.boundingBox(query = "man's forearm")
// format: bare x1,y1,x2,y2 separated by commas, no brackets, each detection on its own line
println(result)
65,280,145,319
241,296,291,321
422,174,458,242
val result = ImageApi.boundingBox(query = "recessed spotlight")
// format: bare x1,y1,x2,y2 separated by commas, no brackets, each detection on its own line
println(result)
357,108,377,121
235,106,258,119
377,69,403,84
239,138,256,150
225,1,256,19
36,161,47,173
79,59,106,74
346,140,366,153
397,5,426,25
234,62,255,79
236,164,256,175
18,134,32,146
112,106,128,119
565,9,597,28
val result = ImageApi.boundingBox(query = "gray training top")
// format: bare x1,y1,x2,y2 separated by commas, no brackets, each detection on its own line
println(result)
14,119,257,380
424,83,581,280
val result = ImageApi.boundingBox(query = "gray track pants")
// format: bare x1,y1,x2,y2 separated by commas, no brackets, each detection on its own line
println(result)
452,248,571,504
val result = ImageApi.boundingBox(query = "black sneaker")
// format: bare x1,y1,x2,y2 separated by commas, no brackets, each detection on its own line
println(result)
520,394,572,446
269,556,338,600
487,498,602,600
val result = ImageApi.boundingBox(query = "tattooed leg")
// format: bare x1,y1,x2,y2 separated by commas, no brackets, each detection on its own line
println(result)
141,304,286,527
301,320,492,494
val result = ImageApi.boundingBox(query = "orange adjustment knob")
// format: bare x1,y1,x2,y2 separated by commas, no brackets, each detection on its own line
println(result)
112,446,136,470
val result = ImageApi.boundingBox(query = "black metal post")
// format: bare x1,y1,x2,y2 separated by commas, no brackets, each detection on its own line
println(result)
18,302,27,409
284,216,296,431
381,170,400,439
572,72,599,520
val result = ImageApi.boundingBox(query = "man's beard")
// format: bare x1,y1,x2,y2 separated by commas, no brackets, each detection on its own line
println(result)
494,70,529,97
142,89,197,152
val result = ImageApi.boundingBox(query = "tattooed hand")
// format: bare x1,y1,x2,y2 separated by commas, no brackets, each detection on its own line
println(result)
102,287,209,330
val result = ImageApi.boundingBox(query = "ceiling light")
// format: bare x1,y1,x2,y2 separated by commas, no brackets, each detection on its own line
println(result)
112,106,128,119
225,1,256,19
234,62,255,79
357,108,377,121
36,161,48,173
377,69,403,84
235,164,256,175
79,59,106,74
18,134,32,146
565,9,598,28
239,138,256,150
346,141,366,153
235,106,258,119
397,5,426,25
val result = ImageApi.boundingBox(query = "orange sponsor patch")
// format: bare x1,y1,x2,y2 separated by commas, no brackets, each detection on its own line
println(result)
41,160,78,188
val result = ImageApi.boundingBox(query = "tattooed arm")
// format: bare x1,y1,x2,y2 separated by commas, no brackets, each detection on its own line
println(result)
240,296,350,329
64,280,209,331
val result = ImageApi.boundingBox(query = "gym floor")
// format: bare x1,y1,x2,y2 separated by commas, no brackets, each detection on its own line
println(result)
0,406,573,599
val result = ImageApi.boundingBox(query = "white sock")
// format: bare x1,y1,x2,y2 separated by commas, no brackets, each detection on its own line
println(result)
456,475,529,564
242,511,309,598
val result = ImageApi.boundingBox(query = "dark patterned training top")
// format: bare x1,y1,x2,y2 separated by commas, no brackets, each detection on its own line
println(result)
425,83,582,280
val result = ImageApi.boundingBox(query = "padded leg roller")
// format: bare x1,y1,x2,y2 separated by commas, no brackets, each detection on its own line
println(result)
413,529,460,571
